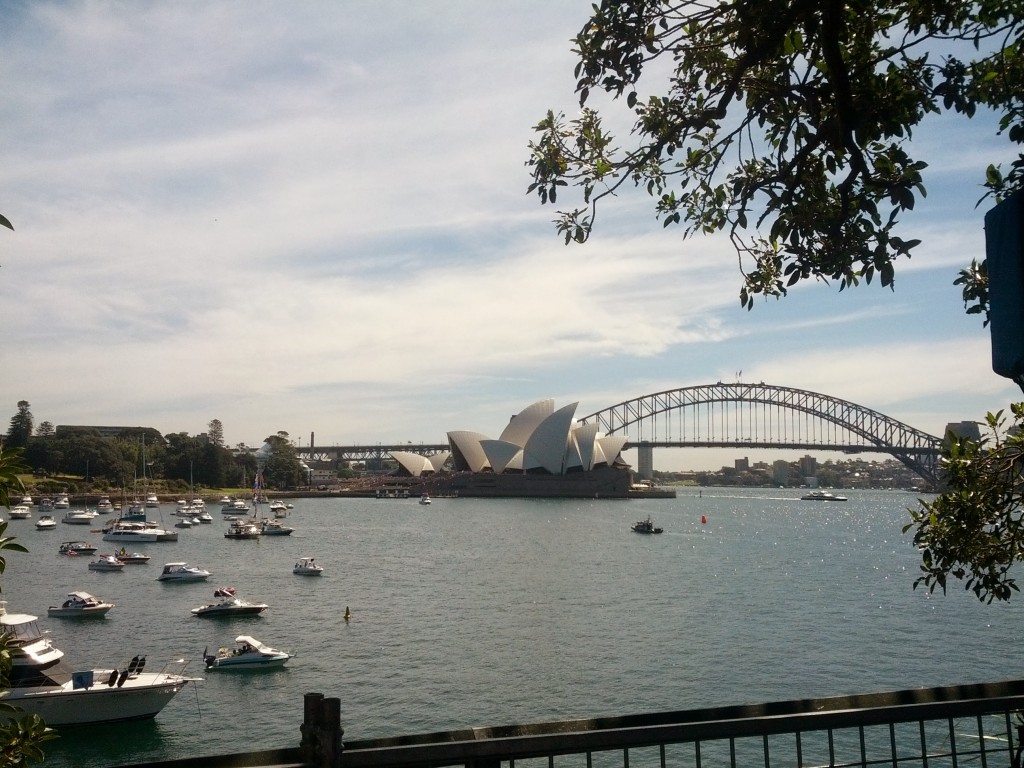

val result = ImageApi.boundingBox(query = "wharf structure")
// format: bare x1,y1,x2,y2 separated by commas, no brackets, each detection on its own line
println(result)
389,399,637,499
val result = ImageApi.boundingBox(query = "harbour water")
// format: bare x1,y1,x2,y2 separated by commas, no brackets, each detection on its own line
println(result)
4,489,1023,767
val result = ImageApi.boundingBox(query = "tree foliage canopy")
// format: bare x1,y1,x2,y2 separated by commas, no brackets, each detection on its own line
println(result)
527,0,1024,309
906,405,1024,603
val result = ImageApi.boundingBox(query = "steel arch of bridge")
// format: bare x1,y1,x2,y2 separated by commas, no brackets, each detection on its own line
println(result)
579,383,944,487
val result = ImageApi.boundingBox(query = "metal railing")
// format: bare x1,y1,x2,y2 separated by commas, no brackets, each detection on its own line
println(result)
115,680,1024,768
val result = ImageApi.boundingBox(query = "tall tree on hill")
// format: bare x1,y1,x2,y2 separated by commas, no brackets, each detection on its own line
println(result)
207,419,225,448
5,401,33,450
527,0,1024,602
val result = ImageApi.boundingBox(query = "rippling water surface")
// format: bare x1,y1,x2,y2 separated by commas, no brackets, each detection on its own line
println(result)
4,489,1021,767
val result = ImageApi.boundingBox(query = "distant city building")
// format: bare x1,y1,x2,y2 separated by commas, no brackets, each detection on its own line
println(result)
772,459,789,486
799,454,817,477
735,457,750,471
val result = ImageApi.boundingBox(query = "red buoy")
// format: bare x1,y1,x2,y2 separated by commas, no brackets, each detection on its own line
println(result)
701,514,707,524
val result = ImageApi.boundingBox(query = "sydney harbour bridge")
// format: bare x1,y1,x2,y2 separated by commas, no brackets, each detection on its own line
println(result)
296,383,948,487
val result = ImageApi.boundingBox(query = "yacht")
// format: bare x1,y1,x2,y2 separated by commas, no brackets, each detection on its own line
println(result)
47,592,114,618
293,556,323,576
88,555,125,572
157,562,211,582
62,509,98,525
191,587,269,617
0,602,197,726
8,505,31,519
34,515,57,530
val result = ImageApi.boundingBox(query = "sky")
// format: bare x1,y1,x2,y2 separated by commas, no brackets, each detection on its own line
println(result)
2,1,1022,471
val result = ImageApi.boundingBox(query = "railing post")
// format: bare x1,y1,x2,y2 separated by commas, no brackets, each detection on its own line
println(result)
300,692,345,767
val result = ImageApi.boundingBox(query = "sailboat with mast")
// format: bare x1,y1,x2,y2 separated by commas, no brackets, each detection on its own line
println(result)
103,436,178,543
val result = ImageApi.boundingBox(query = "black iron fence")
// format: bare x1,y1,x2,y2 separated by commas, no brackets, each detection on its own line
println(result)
115,680,1024,768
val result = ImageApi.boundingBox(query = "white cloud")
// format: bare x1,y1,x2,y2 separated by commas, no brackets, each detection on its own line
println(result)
1,1,1018,455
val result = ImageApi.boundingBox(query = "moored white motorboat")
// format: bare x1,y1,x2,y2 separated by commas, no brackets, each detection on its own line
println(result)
268,500,288,515
145,494,160,508
259,519,293,536
224,519,261,539
9,505,31,519
35,515,57,530
191,587,269,617
88,555,125,572
157,562,211,582
0,603,198,726
53,494,70,509
96,496,114,513
62,509,98,525
203,635,291,670
293,556,323,576
419,492,432,505
48,591,114,618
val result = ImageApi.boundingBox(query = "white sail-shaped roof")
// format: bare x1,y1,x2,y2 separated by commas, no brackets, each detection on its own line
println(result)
595,435,629,467
427,452,451,472
480,440,522,475
523,402,578,475
447,431,492,472
446,400,630,477
499,399,554,448
390,451,433,477
571,423,600,471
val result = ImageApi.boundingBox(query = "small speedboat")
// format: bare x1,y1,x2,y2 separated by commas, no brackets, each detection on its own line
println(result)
88,555,126,572
35,515,57,530
191,587,269,618
9,505,31,519
293,557,323,576
157,562,211,582
203,635,291,670
631,516,663,534
48,591,114,618
59,541,98,556
419,493,432,505
114,550,151,564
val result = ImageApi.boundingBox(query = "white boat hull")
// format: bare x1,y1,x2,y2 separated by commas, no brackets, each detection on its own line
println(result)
6,671,192,726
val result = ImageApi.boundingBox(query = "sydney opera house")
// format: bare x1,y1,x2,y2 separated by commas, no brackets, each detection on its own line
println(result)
389,399,635,498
